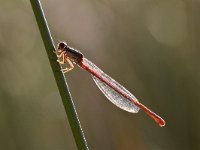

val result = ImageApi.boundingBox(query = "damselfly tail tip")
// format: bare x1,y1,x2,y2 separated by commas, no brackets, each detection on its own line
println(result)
158,118,165,127
149,111,165,127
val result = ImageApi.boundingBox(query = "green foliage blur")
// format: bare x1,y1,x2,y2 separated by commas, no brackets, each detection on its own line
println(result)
0,0,199,150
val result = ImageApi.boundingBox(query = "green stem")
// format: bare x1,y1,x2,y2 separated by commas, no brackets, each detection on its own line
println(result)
30,0,89,149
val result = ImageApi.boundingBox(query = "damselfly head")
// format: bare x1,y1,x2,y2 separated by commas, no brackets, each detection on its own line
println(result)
57,42,67,50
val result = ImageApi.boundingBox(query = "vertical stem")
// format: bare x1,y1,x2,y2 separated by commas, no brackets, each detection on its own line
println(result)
30,0,89,149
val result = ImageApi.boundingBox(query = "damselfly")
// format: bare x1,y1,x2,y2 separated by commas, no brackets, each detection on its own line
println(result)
55,42,165,127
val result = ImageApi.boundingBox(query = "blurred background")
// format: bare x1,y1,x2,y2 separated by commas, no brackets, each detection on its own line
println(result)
0,0,200,149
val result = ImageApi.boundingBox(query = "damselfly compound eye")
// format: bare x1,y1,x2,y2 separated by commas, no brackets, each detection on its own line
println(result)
58,42,67,50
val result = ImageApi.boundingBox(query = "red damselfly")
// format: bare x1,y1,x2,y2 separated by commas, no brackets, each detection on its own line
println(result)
55,42,165,127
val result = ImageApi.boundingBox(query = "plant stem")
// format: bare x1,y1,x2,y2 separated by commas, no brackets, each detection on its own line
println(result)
30,0,89,149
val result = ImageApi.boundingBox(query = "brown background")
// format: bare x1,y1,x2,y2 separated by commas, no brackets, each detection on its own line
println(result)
0,0,199,150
